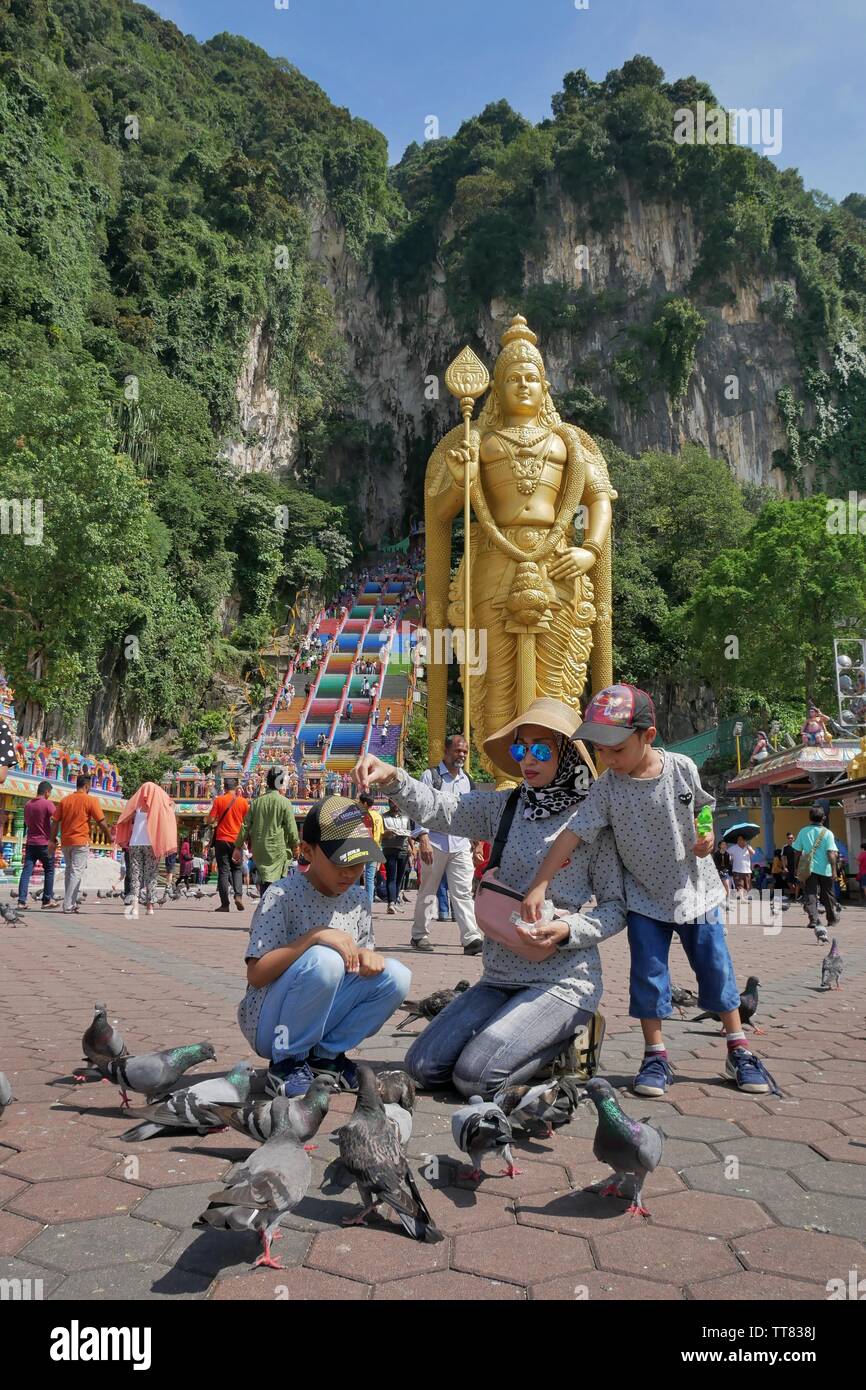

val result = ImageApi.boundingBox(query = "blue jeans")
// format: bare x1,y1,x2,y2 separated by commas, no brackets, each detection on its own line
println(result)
18,844,55,905
405,981,590,1100
363,862,376,910
254,944,410,1062
436,877,450,919
627,909,740,1020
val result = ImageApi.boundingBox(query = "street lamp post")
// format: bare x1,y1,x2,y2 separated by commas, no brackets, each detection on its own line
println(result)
733,720,744,808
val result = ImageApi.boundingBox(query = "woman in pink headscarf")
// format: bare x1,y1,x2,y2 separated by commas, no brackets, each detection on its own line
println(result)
114,781,178,918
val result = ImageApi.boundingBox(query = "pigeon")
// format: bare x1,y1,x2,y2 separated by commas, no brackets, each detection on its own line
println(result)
384,1102,413,1146
375,1069,417,1110
211,1077,335,1149
0,903,22,927
104,1042,217,1109
693,976,764,1034
580,1076,664,1218
396,981,470,1031
120,1062,256,1141
451,1094,520,1181
76,1003,128,1080
821,938,843,990
670,985,698,1018
194,1097,317,1269
0,1072,13,1118
338,1063,442,1241
494,1078,581,1139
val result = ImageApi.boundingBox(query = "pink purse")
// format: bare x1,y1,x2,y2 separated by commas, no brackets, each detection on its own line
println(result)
473,789,558,963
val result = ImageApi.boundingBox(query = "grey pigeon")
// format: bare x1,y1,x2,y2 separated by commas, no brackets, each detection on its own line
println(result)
105,1042,217,1109
693,976,763,1034
821,938,843,990
580,1077,664,1218
120,1062,255,1141
76,1003,128,1080
0,903,22,926
375,1069,417,1110
0,1072,13,1117
494,1078,581,1139
338,1063,442,1241
211,1077,335,1149
396,981,470,1031
451,1094,519,1181
670,985,698,1018
194,1098,316,1269
384,1102,413,1146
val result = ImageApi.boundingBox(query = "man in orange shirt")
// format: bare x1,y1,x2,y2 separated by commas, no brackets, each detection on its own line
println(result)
50,773,106,913
207,776,250,913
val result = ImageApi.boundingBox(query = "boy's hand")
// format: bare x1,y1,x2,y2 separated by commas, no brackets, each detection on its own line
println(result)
692,830,715,857
316,928,360,973
357,948,385,977
521,884,547,923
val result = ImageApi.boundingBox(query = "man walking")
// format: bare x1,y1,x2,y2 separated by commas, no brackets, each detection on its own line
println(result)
50,774,106,914
207,776,249,913
793,806,840,944
410,733,483,956
18,780,57,910
233,768,299,896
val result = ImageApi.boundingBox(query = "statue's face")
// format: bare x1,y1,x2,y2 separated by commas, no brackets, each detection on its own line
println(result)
501,362,544,417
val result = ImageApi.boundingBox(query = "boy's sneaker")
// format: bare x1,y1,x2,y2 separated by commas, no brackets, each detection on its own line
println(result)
309,1051,359,1092
266,1058,315,1098
633,1053,674,1098
726,1048,779,1095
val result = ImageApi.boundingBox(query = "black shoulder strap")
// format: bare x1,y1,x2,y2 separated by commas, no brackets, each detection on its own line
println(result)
488,787,523,874
429,767,442,790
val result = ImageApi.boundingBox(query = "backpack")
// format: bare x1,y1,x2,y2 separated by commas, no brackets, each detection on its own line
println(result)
536,1011,607,1084
429,766,476,791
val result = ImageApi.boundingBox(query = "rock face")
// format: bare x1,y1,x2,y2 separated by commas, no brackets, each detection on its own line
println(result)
241,177,800,534
221,318,299,476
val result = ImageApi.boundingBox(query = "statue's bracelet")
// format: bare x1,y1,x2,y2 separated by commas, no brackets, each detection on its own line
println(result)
581,539,602,559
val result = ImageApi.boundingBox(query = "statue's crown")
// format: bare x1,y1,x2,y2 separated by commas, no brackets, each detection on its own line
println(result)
499,314,538,349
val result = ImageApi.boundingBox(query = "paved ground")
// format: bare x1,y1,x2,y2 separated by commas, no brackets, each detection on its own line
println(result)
1,886,865,1301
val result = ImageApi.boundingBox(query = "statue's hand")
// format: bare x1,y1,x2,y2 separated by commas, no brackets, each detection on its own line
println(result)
548,547,596,582
445,443,479,489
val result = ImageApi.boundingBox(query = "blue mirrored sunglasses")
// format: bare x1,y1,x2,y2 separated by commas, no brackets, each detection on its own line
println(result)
509,741,554,763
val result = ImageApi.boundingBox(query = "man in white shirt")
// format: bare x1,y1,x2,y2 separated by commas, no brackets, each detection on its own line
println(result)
411,734,484,956
729,835,755,894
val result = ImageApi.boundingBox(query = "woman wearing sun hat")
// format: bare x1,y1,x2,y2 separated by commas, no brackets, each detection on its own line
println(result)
353,698,625,1099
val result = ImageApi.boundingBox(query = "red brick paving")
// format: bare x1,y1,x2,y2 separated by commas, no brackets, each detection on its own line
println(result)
0,890,864,1299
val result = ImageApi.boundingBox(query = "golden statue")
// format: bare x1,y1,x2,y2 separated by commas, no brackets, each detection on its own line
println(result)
847,735,866,780
425,315,616,780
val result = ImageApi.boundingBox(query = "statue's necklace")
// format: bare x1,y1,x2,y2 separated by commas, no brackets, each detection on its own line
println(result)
492,427,554,496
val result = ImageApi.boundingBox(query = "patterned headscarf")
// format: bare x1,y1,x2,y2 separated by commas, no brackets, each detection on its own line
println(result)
519,734,590,821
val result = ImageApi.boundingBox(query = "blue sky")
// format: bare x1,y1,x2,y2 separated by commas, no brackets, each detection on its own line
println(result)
150,0,864,199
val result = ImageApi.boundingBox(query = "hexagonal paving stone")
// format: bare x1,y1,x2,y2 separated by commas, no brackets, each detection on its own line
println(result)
20,1215,174,1273
0,1146,118,1182
114,1151,232,1189
646,1190,771,1236
0,1209,42,1256
307,1225,449,1283
130,1181,224,1230
0,1107,89,1150
452,1224,593,1284
810,1137,866,1165
648,1114,748,1143
418,1186,516,1234
0,1255,64,1298
762,1189,866,1239
736,1113,843,1143
735,1225,866,1282
464,1158,572,1200
689,1270,830,1298
517,1188,653,1239
50,1263,210,1300
680,1161,806,1204
833,1115,866,1137
532,1269,683,1300
592,1224,740,1283
0,1173,28,1205
8,1176,141,1223
212,1267,372,1299
162,1225,312,1279
791,1160,866,1197
758,1097,857,1121
374,1270,525,1300
709,1137,822,1168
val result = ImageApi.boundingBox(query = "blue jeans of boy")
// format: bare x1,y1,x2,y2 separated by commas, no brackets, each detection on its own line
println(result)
627,908,740,1020
254,944,410,1062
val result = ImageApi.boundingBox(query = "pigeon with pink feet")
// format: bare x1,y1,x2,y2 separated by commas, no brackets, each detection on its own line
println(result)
75,1002,128,1081
581,1077,663,1219
452,1094,521,1181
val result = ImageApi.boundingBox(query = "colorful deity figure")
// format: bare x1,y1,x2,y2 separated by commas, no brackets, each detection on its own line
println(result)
801,703,833,746
424,315,616,781
749,730,770,764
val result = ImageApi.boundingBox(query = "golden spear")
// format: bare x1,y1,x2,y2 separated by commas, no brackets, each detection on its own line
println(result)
444,346,490,747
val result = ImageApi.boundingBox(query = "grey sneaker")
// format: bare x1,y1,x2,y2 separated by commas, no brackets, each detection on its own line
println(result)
411,936,434,952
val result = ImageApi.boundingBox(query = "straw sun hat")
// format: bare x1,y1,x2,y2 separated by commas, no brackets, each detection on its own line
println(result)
482,697,597,781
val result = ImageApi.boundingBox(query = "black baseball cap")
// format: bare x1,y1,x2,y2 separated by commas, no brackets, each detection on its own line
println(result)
303,796,383,867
